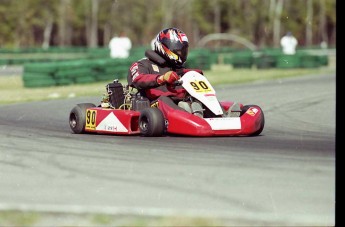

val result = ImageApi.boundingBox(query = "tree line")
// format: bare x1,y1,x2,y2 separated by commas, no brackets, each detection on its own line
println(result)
0,0,336,49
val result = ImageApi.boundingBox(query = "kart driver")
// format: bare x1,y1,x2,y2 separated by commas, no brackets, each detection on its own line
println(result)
127,27,240,118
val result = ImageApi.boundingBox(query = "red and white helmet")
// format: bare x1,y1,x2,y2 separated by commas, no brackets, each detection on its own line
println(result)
153,28,189,67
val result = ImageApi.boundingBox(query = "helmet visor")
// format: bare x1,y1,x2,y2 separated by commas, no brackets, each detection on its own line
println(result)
172,44,188,63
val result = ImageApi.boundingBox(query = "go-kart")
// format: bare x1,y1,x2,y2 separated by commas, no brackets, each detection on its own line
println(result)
69,71,264,137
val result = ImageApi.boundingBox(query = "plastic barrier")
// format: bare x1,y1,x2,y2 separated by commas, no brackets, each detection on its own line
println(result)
22,58,132,88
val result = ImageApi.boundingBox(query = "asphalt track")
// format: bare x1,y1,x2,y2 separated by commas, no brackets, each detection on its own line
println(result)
0,73,335,226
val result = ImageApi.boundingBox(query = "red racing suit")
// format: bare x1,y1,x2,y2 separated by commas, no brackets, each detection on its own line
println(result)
127,50,203,103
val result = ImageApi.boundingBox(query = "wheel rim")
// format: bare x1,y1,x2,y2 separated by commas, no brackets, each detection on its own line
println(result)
69,114,77,128
140,116,148,132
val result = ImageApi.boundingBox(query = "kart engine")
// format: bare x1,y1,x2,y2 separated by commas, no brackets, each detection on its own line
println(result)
103,79,150,111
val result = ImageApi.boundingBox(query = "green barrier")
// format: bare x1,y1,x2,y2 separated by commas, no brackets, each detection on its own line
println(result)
231,51,254,68
0,59,9,65
223,53,234,65
24,62,57,73
22,72,56,88
185,48,214,70
22,57,134,87
300,55,320,68
255,55,276,69
95,73,116,82
20,47,331,87
254,52,276,69
23,72,54,80
87,47,109,58
276,54,301,68
299,54,328,68
54,61,95,84
319,55,329,66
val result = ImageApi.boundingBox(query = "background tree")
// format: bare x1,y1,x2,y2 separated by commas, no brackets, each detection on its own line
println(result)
0,0,336,49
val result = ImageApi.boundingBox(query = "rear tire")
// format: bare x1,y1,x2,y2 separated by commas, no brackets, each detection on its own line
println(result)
69,103,96,134
242,105,265,136
139,108,165,137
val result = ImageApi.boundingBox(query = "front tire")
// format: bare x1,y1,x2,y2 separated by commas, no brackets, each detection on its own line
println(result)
139,108,165,137
69,103,96,134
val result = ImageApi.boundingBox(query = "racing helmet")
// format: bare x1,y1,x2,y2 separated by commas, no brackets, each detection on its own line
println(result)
153,28,189,67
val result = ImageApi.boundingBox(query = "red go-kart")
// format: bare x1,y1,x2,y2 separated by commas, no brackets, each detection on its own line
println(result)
69,71,264,137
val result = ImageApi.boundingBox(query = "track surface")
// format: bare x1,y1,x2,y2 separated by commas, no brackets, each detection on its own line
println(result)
0,73,335,226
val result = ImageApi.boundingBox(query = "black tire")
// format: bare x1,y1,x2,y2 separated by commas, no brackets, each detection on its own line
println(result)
241,105,265,136
139,108,165,137
69,103,96,134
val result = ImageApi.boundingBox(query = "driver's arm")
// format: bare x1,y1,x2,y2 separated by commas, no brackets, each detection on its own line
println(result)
128,61,161,89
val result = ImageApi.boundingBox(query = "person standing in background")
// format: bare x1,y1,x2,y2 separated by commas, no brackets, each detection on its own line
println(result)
280,31,298,55
109,31,132,58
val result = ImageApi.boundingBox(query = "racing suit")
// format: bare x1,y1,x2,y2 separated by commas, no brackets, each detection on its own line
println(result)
127,50,203,109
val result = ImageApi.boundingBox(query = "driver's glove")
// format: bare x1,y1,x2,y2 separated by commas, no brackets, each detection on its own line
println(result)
157,71,180,85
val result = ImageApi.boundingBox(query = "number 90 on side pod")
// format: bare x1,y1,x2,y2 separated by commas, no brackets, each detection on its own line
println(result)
85,109,97,130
